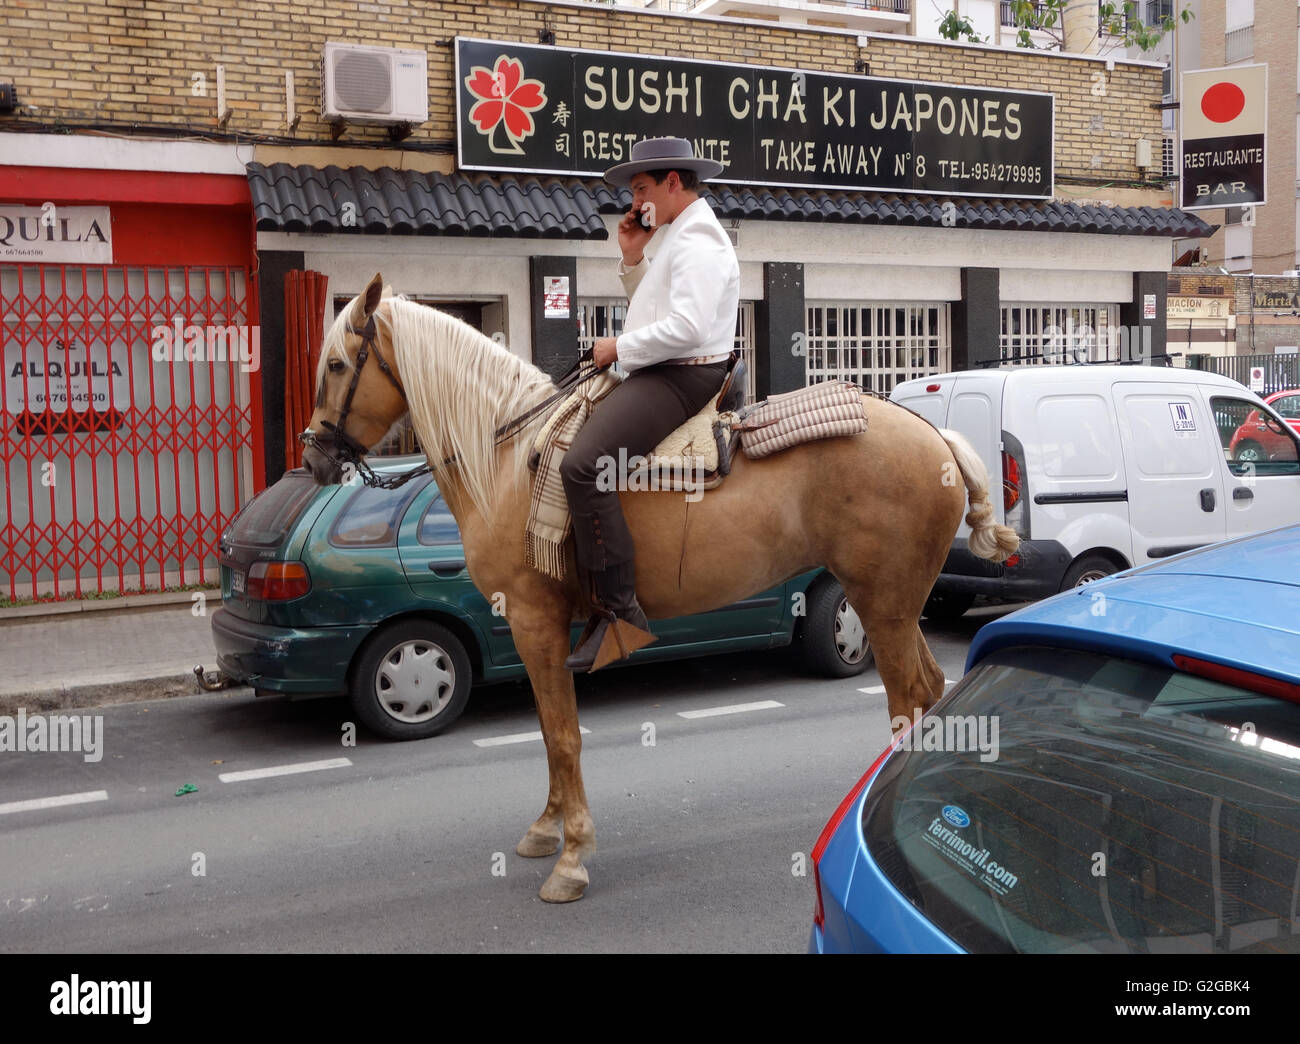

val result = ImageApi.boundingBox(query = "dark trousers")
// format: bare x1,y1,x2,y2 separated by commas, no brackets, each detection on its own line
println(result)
560,361,728,572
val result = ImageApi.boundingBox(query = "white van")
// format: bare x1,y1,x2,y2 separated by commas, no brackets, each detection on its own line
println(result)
890,365,1300,617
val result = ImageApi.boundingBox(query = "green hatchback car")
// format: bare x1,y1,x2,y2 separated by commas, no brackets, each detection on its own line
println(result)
211,456,871,740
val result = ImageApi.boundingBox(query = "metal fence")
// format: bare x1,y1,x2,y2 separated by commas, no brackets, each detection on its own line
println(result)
1,263,260,600
1188,351,1299,397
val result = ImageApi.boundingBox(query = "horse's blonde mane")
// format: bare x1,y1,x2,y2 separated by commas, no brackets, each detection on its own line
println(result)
318,295,557,527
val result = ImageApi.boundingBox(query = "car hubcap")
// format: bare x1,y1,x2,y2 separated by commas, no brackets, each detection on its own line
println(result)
834,598,869,664
1074,570,1110,586
1238,445,1262,462
374,639,455,723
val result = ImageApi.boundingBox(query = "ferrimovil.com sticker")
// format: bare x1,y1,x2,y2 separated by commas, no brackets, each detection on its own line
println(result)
921,804,1020,896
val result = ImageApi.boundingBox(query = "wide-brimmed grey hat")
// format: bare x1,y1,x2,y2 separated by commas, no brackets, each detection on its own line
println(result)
603,136,724,187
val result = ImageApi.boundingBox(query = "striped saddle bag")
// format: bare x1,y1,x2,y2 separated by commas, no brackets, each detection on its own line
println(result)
727,380,867,459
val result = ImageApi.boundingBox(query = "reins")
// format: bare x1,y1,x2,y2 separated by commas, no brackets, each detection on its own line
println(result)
299,315,602,490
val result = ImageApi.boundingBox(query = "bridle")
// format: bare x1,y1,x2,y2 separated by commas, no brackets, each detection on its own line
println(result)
299,312,602,490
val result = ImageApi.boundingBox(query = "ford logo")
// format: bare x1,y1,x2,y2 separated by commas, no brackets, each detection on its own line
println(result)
942,805,970,829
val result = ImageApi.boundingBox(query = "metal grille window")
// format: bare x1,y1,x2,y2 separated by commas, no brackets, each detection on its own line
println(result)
578,297,757,405
1,263,257,599
1000,303,1124,364
1162,133,1178,180
804,302,951,394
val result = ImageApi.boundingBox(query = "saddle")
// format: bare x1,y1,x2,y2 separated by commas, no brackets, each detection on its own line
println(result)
623,352,748,494
627,357,869,493
527,353,868,495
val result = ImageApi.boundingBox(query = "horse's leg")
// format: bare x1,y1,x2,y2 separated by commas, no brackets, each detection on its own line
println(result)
516,746,564,858
509,604,596,902
868,614,936,729
915,624,947,712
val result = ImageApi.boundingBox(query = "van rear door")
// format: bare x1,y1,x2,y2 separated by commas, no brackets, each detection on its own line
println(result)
891,375,951,430
1111,382,1227,562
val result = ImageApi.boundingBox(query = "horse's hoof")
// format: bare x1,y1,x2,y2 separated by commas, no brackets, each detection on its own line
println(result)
516,826,562,858
539,864,589,903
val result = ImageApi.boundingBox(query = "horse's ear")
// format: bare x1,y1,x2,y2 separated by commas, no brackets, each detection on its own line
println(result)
361,273,384,318
381,283,395,299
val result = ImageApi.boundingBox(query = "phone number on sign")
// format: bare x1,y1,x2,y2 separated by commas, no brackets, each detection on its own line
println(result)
934,160,1044,184
28,391,107,406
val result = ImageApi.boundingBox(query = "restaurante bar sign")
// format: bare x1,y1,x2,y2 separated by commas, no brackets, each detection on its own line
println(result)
455,38,1054,199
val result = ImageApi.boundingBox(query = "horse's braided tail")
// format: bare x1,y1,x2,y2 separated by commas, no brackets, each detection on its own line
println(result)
938,428,1020,564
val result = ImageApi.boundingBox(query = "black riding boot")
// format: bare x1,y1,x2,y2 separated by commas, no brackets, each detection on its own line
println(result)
564,560,656,673
564,505,656,672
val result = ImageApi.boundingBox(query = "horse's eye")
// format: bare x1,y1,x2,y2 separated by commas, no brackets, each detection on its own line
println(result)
327,359,345,374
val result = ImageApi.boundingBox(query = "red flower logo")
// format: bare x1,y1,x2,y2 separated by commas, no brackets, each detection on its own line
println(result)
465,56,547,155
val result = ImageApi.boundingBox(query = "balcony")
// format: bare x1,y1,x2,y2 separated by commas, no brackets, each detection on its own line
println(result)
1225,25,1254,64
1000,1,1131,35
1000,1,1048,27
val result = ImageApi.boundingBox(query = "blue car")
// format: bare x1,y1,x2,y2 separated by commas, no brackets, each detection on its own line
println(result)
811,524,1300,954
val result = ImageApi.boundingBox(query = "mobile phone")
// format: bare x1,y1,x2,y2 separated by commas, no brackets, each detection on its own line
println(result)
635,205,652,231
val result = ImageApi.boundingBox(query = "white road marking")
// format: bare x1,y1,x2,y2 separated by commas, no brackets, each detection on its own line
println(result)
858,679,957,695
0,790,108,816
677,700,785,719
218,757,352,783
474,726,591,748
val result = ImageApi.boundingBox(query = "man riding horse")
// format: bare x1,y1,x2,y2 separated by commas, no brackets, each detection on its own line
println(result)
561,136,740,672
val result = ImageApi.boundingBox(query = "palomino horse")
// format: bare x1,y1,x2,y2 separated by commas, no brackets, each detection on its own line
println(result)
301,274,1018,903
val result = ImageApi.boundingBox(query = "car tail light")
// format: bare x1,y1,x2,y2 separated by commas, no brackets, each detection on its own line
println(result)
1172,654,1300,704
247,561,311,601
811,728,910,929
1002,451,1021,512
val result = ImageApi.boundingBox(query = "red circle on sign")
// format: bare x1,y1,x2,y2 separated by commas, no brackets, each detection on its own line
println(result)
1201,82,1246,123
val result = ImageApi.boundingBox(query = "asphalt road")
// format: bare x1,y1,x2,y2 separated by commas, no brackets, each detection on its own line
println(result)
0,607,1013,953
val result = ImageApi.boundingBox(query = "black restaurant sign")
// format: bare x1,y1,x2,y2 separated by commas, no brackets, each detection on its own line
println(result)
455,37,1054,199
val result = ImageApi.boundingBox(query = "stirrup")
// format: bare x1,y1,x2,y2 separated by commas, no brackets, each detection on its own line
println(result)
564,610,657,673
590,616,657,672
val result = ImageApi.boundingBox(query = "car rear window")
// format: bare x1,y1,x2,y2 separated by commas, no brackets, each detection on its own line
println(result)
226,470,322,548
418,493,460,546
863,645,1300,954
329,479,429,547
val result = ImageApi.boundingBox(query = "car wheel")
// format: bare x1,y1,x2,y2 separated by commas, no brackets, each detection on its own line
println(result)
1234,440,1265,463
350,619,472,740
798,576,873,677
922,588,976,621
1060,554,1118,591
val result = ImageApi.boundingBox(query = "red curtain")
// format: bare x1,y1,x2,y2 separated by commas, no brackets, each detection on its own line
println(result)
284,270,329,470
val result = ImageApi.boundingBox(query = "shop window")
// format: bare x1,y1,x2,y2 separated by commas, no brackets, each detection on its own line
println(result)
999,303,1123,365
804,302,951,395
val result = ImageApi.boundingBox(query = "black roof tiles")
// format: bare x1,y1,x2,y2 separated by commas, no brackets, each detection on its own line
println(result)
245,162,1215,240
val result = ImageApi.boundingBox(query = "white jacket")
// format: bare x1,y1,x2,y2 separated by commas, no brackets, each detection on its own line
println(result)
614,196,741,373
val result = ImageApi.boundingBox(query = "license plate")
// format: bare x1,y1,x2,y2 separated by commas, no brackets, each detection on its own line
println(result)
231,571,245,594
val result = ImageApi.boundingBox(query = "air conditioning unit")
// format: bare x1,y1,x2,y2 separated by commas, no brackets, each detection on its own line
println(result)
321,42,428,125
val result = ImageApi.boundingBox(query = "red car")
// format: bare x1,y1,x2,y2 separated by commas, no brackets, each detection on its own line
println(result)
1229,388,1300,463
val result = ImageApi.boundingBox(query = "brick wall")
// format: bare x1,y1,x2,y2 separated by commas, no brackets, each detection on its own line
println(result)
1168,271,1234,296
0,0,1162,187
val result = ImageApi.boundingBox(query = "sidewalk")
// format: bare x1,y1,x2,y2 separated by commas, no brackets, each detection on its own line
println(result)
0,589,239,713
